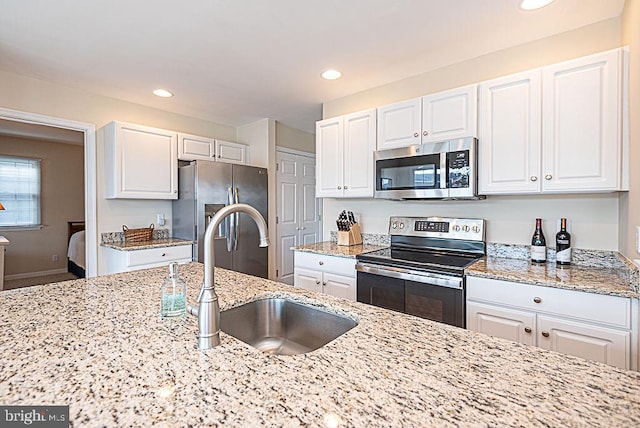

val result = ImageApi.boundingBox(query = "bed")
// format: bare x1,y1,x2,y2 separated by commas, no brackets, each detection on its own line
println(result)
67,221,85,278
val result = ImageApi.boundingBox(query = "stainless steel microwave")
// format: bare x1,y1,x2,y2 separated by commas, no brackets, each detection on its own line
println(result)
374,137,480,200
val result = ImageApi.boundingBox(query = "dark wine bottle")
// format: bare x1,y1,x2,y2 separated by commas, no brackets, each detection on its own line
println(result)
531,218,546,263
556,218,571,266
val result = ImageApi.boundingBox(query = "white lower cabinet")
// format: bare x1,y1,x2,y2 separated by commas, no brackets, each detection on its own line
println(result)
293,252,356,301
105,244,193,274
466,276,637,370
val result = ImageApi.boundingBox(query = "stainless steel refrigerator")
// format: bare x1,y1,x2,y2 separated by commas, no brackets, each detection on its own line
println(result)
172,161,268,278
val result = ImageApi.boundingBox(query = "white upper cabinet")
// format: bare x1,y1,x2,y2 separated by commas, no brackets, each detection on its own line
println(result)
104,121,178,199
422,84,478,143
377,85,478,150
541,49,621,192
178,133,246,164
479,48,626,195
376,98,422,150
215,140,247,164
479,70,542,194
316,109,376,198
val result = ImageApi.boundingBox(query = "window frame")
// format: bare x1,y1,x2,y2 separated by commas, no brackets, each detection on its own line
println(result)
0,155,43,230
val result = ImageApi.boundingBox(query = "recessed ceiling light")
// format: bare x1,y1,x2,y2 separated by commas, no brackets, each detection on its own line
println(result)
153,89,173,98
321,69,342,80
520,0,554,10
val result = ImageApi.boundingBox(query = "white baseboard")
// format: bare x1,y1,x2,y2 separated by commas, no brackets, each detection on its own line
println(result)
5,268,68,281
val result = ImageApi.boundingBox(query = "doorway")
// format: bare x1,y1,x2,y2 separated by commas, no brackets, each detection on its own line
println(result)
0,108,97,278
275,148,321,284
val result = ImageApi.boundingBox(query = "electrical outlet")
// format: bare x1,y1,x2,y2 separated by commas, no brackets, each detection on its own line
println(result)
52,254,58,262
157,213,165,226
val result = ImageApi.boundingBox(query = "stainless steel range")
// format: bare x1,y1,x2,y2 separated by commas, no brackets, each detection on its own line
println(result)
355,216,485,328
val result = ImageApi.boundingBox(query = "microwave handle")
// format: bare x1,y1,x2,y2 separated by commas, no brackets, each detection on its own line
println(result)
439,152,447,189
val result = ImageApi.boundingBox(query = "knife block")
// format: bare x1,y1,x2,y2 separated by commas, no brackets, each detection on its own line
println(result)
337,223,363,246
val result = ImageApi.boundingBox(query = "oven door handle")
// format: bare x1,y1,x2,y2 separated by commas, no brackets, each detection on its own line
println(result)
356,263,463,290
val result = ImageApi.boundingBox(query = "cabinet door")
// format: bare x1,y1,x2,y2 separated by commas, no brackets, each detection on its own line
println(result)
467,301,536,345
316,117,344,197
542,49,621,192
178,133,215,161
478,70,542,194
537,315,630,370
343,109,376,197
105,121,178,199
323,272,356,301
422,84,478,142
215,140,246,164
294,267,323,294
376,98,421,150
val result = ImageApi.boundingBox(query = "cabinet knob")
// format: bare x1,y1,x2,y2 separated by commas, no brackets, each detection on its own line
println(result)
413,132,419,137
541,331,550,338
315,280,320,285
174,190,178,193
337,186,342,190
322,281,327,286
319,261,324,265
530,176,538,182
533,297,542,303
423,131,428,136
161,253,166,257
545,174,552,180
295,227,300,230
344,185,348,189
300,226,306,230
524,327,532,333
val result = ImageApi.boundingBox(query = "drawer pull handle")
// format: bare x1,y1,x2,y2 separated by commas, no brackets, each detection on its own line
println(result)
524,327,532,333
541,331,550,338
533,297,542,303
319,261,324,265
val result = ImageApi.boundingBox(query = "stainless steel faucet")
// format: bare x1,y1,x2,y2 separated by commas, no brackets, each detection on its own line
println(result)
188,203,269,350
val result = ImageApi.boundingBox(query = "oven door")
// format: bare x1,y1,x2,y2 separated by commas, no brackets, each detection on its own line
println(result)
374,142,448,199
356,263,465,328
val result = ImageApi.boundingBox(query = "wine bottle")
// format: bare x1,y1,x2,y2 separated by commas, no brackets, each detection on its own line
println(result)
556,218,571,266
531,218,546,263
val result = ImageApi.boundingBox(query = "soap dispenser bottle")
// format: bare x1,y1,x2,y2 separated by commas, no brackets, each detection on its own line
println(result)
161,262,187,319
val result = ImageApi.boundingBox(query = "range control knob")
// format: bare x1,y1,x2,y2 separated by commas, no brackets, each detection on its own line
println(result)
462,225,470,232
399,222,405,229
452,225,461,232
472,226,481,233
392,222,398,229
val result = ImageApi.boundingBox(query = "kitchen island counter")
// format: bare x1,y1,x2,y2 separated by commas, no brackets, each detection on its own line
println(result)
1,263,639,426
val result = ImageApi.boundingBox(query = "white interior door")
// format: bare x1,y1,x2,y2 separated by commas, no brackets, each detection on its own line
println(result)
276,149,321,285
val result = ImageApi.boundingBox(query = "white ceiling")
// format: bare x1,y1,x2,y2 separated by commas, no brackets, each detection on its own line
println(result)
0,0,625,133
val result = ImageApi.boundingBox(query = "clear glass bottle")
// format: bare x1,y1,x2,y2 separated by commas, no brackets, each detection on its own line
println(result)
161,262,187,319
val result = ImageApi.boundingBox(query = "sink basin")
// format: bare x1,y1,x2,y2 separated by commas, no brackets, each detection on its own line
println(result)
220,298,357,355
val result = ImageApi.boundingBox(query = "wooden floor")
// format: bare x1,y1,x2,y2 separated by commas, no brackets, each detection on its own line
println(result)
3,272,79,291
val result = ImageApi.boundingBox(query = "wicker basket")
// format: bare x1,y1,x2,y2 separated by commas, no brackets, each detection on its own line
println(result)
123,224,154,242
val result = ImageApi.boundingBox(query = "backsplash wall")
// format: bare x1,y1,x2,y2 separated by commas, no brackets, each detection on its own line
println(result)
322,193,620,251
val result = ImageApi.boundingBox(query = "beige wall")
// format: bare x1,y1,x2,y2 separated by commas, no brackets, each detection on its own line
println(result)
621,0,640,261
0,137,84,276
0,69,241,275
275,121,315,153
321,19,626,250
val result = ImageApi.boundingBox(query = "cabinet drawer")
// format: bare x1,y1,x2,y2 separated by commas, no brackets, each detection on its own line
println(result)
466,276,631,329
127,245,192,267
293,251,356,277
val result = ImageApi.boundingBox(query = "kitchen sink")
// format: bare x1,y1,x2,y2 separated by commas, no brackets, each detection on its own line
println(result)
219,298,357,355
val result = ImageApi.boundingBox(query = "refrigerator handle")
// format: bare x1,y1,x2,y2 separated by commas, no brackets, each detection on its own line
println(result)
226,187,234,252
233,187,239,251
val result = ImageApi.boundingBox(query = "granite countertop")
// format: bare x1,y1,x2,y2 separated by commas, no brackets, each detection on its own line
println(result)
291,241,387,258
101,238,193,251
1,263,639,426
467,257,640,299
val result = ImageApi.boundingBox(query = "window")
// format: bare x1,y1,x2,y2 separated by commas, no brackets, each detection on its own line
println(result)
0,156,41,228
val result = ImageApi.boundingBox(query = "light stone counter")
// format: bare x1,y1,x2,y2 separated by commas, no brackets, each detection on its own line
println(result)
100,238,193,251
291,241,387,258
1,263,639,426
467,257,639,299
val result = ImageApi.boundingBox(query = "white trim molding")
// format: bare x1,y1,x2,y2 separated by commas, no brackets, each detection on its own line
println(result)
4,268,68,281
0,107,98,278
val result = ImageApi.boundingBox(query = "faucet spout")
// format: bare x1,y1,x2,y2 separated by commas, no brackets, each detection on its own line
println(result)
191,203,269,350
